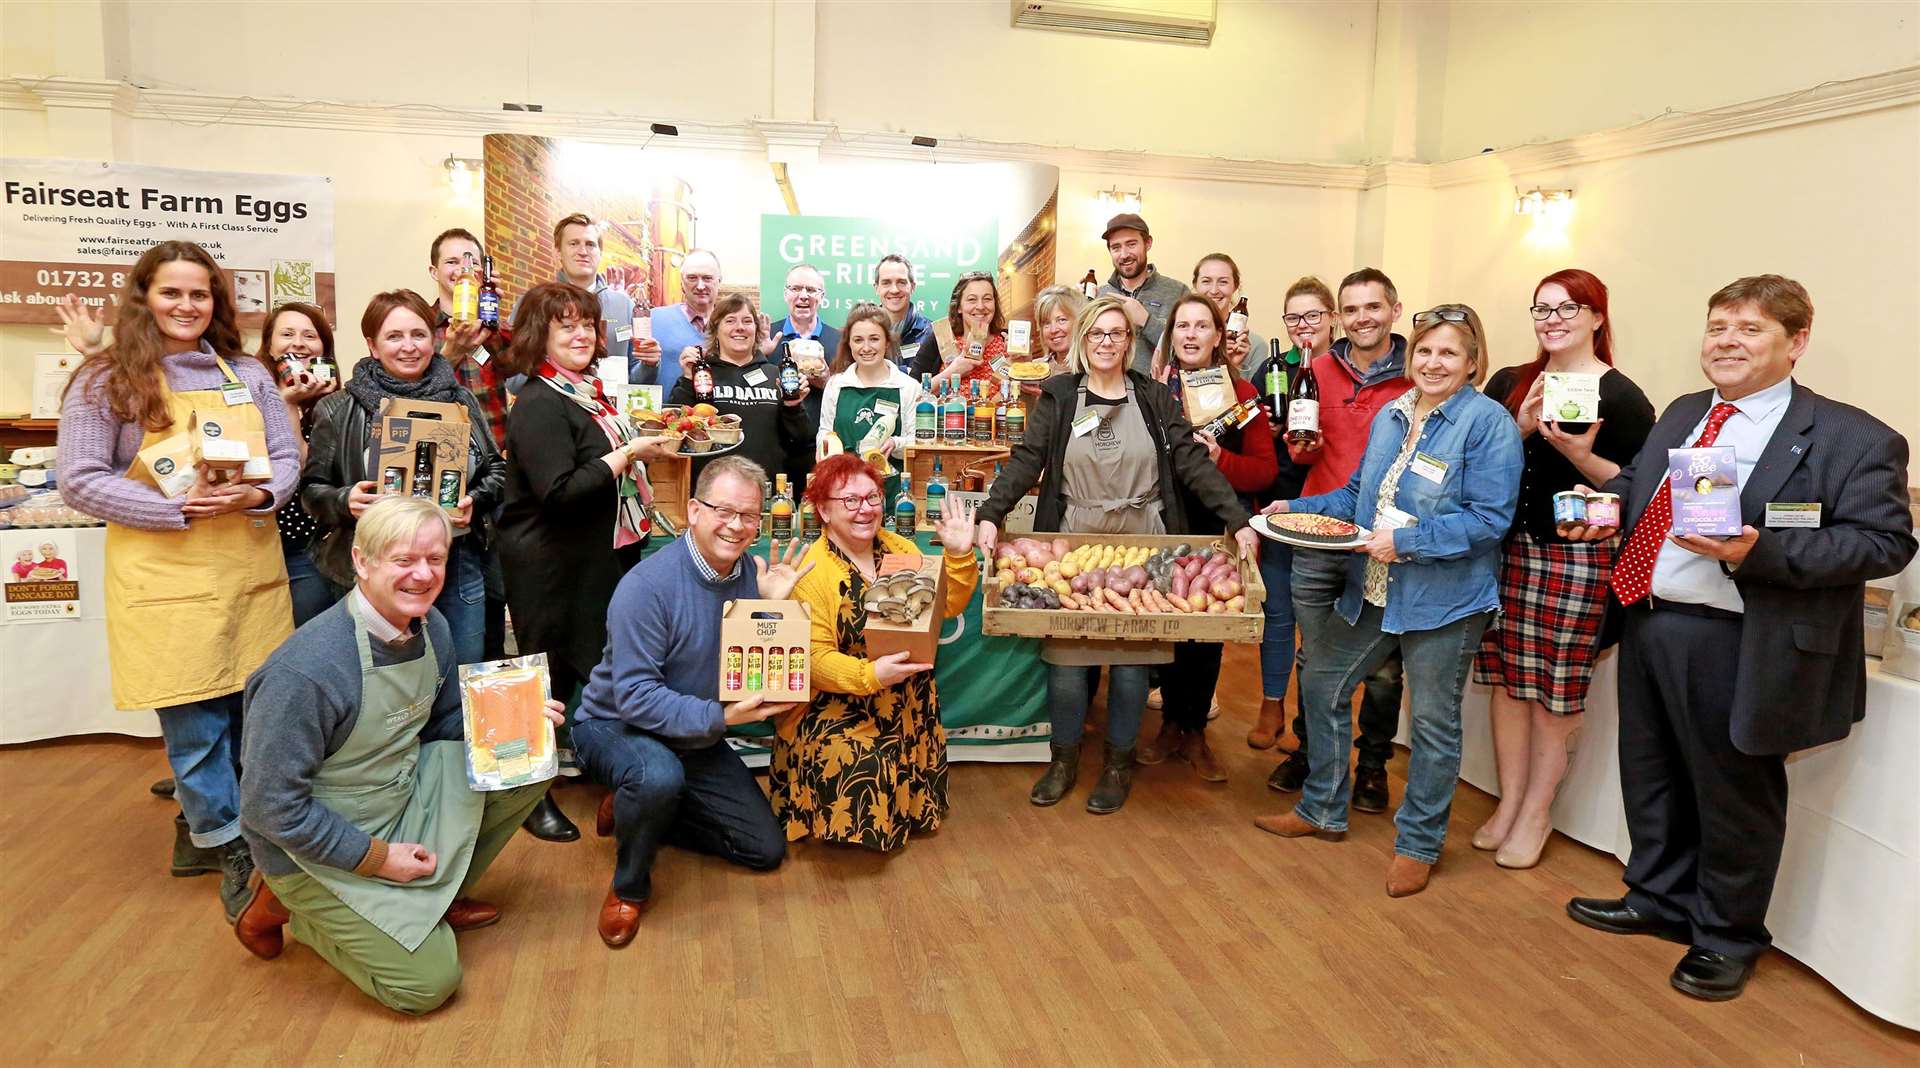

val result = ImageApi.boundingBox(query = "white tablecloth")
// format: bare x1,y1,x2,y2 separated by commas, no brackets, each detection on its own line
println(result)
0,525,160,743
1450,654,1919,1031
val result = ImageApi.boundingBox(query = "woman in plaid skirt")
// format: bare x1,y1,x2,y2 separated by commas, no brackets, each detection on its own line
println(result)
1472,270,1655,869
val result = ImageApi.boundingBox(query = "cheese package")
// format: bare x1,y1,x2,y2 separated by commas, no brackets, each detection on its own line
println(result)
1179,366,1235,425
1007,319,1033,357
236,430,273,484
134,433,200,497
458,654,558,791
190,409,250,470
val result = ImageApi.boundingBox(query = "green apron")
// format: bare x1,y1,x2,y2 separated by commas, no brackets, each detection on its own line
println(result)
292,596,485,952
832,382,905,505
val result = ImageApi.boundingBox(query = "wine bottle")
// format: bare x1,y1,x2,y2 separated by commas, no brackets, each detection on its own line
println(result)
1286,354,1321,448
1080,269,1099,300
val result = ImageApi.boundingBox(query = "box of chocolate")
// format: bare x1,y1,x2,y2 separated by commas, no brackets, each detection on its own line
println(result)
1667,446,1742,536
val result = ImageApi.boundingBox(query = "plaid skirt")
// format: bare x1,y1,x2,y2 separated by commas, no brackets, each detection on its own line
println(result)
1473,532,1613,716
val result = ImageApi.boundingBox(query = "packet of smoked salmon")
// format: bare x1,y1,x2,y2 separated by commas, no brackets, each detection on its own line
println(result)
458,654,558,790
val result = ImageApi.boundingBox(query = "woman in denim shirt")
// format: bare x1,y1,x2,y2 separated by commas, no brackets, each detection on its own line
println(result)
1252,304,1521,898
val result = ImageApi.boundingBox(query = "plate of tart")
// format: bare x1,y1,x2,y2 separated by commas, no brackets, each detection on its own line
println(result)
1251,512,1369,549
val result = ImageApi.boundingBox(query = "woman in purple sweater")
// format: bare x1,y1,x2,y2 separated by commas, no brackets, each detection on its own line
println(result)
56,241,301,924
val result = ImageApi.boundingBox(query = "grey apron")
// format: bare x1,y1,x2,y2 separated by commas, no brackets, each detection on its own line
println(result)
291,596,485,951
1046,383,1172,666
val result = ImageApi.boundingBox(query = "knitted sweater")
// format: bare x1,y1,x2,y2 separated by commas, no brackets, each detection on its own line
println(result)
575,535,761,747
56,343,299,530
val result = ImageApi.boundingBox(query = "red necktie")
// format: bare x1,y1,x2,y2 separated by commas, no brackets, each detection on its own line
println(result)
1612,401,1739,606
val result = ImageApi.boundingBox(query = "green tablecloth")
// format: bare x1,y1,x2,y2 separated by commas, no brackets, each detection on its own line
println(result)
642,529,1051,763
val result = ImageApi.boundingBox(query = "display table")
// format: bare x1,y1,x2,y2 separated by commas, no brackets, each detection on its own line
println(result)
1452,655,1919,1031
0,525,160,743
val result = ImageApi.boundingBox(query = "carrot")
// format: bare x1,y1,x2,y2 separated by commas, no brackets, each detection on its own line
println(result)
1104,588,1132,614
1128,589,1145,612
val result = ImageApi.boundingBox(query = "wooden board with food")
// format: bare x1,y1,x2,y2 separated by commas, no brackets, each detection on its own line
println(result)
981,532,1266,643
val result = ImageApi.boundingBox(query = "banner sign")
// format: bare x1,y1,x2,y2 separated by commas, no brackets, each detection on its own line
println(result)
3,528,80,622
760,214,998,329
0,158,335,327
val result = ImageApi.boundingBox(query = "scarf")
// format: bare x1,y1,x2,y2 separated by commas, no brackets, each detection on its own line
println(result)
343,354,464,415
536,361,651,548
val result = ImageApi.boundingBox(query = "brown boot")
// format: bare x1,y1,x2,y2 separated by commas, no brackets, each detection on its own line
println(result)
1252,810,1343,840
1386,855,1433,897
1182,730,1227,783
1136,721,1180,766
233,878,291,959
1247,697,1285,749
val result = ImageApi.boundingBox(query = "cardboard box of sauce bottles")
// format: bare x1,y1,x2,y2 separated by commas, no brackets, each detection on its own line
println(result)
718,599,812,701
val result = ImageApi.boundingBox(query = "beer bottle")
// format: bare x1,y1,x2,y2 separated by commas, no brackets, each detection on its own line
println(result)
692,351,716,404
477,255,502,331
1285,353,1322,449
778,349,804,402
450,257,478,323
1080,269,1099,300
1226,295,1249,336
770,474,794,540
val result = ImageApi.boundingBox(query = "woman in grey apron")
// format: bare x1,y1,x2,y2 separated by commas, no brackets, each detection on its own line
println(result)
976,297,1259,814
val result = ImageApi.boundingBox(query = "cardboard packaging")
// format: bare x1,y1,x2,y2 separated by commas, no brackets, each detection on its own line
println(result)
373,397,470,510
190,409,250,471
1179,366,1235,425
237,430,273,484
1667,446,1741,536
134,433,200,497
863,553,945,664
718,599,812,702
1542,372,1602,424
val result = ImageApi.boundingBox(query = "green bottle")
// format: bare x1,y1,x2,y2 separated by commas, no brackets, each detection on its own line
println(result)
893,471,917,535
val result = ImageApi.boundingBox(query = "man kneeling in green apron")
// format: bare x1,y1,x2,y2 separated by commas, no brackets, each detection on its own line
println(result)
233,497,561,1014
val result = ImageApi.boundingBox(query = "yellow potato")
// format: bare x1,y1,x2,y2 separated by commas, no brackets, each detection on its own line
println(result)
1059,559,1080,579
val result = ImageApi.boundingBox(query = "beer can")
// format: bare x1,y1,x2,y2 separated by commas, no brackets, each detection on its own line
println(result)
437,469,461,508
381,466,406,495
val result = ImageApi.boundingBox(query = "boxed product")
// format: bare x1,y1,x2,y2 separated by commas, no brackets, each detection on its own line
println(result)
1542,372,1602,424
1882,602,1920,683
718,599,812,702
373,397,470,510
1180,366,1235,425
862,553,945,663
458,654,558,790
134,433,200,497
1666,446,1742,536
1007,319,1033,357
236,430,273,484
1864,584,1894,659
190,409,251,471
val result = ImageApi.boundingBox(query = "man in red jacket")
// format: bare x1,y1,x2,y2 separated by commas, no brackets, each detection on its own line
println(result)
1268,268,1411,814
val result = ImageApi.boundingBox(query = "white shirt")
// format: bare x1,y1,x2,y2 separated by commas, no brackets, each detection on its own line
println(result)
352,588,418,646
1649,376,1795,613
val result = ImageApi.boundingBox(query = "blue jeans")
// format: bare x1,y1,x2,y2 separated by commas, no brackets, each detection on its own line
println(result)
1049,663,1148,750
571,717,785,902
1256,538,1297,699
1294,603,1491,864
433,537,486,667
158,692,245,847
284,544,343,628
1290,545,1403,769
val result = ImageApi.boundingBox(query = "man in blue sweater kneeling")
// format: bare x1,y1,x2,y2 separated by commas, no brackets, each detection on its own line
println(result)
573,455,810,947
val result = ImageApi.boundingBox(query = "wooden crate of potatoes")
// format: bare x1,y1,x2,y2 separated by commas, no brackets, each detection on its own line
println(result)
981,531,1265,643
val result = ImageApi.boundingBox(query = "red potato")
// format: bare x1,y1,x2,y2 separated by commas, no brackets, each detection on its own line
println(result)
1170,571,1190,600
1052,538,1070,558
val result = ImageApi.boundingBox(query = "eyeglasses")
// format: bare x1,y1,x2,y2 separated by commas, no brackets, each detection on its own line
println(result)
1413,306,1473,327
833,492,885,512
785,284,823,296
1086,329,1132,345
1281,310,1328,327
1529,301,1587,321
693,498,763,528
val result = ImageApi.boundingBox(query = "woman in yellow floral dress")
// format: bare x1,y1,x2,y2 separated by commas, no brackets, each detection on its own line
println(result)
769,453,978,850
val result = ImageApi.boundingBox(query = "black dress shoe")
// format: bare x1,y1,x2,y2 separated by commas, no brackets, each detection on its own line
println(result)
1670,946,1756,1002
1565,896,1692,944
1267,751,1310,793
522,795,580,842
1351,765,1389,813
151,777,176,798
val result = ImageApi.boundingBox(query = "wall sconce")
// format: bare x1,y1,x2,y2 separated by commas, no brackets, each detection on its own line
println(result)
1097,186,1144,214
1514,187,1573,215
444,156,483,197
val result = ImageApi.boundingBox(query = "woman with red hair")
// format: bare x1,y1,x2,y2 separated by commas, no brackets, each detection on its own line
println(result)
766,452,979,851
1472,269,1655,868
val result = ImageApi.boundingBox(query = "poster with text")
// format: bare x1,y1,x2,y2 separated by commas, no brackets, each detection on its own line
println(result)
760,214,1000,329
2,528,80,622
0,158,335,329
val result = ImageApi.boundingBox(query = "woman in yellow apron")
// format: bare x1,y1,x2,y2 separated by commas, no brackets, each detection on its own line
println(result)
56,241,300,922
232,497,555,1014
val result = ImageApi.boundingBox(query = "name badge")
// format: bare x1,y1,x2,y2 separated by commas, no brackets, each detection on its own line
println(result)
743,368,768,387
472,349,490,365
1765,502,1821,528
221,382,252,407
1409,452,1448,484
1071,411,1101,437
1375,504,1417,531
614,325,633,344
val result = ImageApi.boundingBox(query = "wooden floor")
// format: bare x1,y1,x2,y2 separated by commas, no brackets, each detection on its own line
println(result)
4,644,1915,1066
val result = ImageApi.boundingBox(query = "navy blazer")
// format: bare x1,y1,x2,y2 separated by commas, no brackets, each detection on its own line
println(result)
1604,381,1914,755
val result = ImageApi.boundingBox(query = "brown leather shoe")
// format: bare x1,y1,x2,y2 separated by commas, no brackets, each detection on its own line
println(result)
598,888,647,948
1252,811,1342,840
444,897,500,932
1182,730,1227,783
1386,855,1433,898
1247,697,1285,749
233,878,291,960
596,791,615,838
1135,722,1180,766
